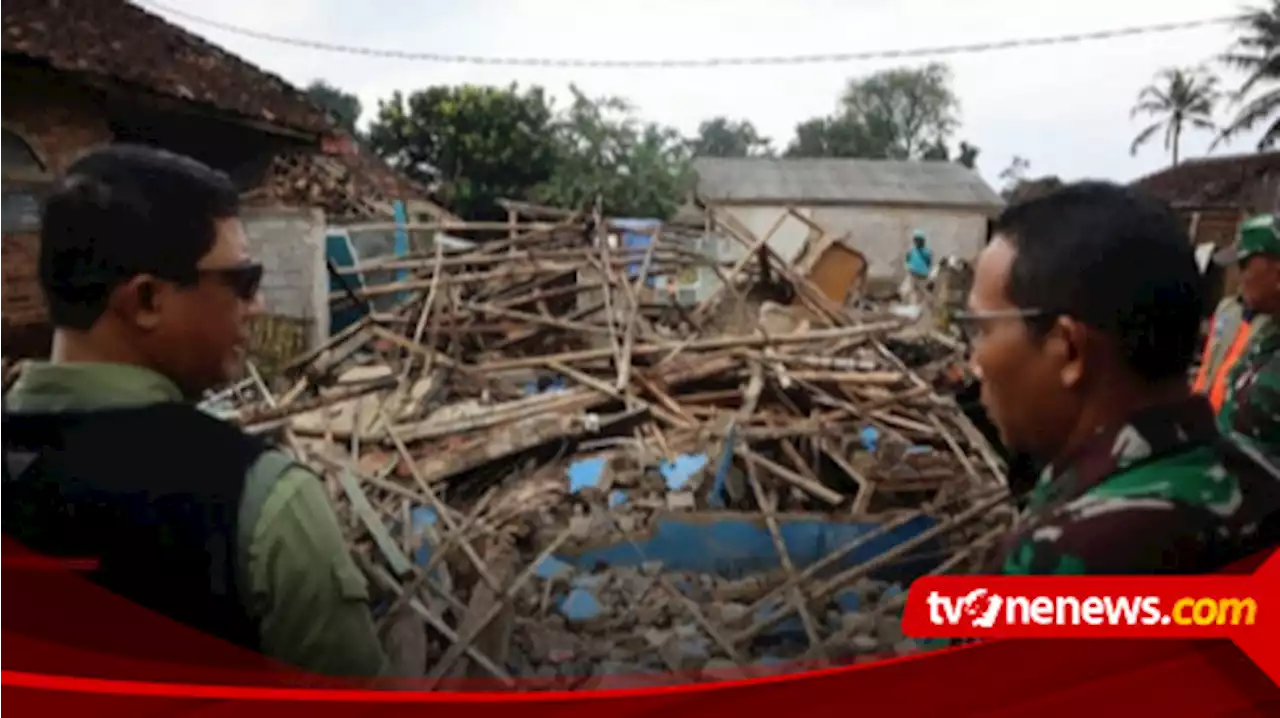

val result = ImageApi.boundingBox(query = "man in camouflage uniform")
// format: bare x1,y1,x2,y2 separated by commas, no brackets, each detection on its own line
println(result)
957,182,1279,575
1214,214,1279,458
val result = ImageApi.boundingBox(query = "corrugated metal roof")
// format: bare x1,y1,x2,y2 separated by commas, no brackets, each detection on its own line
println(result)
692,157,1004,209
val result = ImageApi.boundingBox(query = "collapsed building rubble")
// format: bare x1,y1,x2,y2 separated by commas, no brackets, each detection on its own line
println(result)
208,209,1017,687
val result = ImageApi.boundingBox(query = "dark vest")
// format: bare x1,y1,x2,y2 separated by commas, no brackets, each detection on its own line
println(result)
3,402,270,653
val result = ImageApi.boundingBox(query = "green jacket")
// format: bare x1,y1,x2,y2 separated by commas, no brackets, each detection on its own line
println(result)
4,362,390,677
1219,317,1280,459
991,395,1279,575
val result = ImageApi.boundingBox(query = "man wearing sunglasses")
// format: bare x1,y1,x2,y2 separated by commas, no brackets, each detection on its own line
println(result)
1212,214,1279,458
2,146,403,677
958,181,1279,575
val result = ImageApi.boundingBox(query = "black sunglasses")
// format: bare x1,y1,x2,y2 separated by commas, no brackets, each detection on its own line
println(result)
197,262,264,301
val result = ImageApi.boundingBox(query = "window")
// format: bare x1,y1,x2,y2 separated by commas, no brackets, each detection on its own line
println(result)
2,129,46,178
2,129,49,233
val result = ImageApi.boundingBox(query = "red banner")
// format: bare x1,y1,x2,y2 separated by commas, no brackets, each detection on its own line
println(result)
3,534,1277,715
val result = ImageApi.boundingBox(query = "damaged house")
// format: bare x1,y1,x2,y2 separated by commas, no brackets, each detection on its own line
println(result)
1132,150,1280,307
2,0,452,363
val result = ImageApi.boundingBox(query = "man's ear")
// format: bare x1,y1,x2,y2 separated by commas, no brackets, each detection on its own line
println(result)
1047,315,1088,390
107,275,165,330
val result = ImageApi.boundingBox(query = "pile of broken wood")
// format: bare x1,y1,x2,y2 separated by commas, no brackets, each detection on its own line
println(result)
210,210,1016,689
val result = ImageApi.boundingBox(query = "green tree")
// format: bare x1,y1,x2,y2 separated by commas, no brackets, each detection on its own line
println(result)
1129,67,1220,166
367,84,559,220
839,63,960,159
783,63,974,162
305,80,363,135
689,117,773,157
784,116,878,157
533,86,691,219
1215,1,1280,149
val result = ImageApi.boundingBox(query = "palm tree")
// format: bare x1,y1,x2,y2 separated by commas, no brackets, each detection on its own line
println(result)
1129,67,1221,165
1215,1,1280,150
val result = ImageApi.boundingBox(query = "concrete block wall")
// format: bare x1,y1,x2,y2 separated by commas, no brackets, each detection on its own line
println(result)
241,206,330,360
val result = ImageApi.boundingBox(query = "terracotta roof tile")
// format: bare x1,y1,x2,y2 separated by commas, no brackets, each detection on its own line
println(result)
1132,151,1280,208
3,0,333,135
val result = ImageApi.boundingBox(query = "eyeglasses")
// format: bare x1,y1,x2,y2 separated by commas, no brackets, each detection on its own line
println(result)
950,307,1053,341
197,262,263,301
950,308,1048,322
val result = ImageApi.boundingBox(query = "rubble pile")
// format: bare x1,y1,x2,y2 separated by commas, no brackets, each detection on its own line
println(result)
205,210,1015,687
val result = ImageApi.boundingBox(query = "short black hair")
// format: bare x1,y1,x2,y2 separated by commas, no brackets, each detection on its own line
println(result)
38,144,240,330
991,180,1203,384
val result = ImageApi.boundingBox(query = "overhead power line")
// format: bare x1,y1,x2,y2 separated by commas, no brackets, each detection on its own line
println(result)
136,1,1241,69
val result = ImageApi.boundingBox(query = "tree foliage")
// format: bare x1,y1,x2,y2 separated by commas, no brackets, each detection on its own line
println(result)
1216,0,1280,149
783,63,979,168
688,117,773,157
366,84,559,220
1129,67,1220,166
305,80,363,135
534,86,692,219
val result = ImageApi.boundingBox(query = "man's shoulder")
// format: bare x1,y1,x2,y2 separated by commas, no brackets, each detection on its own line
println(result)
238,449,322,550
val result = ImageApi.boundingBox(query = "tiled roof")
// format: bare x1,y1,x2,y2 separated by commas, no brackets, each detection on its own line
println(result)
692,157,1004,210
3,0,333,135
255,138,456,221
1131,151,1280,208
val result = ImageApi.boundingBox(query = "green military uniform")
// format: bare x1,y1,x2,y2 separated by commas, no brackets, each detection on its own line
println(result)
4,362,391,676
989,396,1280,575
1216,214,1280,459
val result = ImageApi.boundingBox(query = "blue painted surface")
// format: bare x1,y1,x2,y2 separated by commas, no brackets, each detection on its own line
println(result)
859,426,880,453
708,424,738,509
392,200,410,284
608,490,628,508
559,513,938,582
754,597,806,640
523,375,567,395
560,588,603,622
326,231,366,335
535,556,574,580
613,218,661,287
568,457,609,494
834,589,861,613
411,511,938,589
658,453,708,491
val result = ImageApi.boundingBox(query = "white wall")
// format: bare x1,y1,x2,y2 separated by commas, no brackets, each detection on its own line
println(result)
242,206,329,351
712,203,988,282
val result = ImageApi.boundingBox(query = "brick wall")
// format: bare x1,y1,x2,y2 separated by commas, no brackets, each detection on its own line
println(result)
2,64,114,174
2,64,115,346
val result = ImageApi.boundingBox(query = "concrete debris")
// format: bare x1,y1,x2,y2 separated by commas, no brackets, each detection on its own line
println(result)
195,207,1014,689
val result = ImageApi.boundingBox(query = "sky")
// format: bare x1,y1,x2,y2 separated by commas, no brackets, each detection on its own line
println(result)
138,0,1265,190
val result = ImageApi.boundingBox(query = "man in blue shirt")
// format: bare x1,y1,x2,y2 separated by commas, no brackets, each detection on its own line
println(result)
906,230,934,277
901,229,934,303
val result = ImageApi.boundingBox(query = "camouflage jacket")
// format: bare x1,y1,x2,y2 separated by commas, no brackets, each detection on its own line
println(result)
1218,317,1280,459
988,396,1280,575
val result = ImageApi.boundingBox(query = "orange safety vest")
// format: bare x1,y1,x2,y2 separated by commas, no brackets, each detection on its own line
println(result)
1193,319,1254,412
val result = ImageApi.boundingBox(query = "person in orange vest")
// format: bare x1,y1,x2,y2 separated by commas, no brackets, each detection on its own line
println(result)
1192,293,1254,413
1212,213,1279,456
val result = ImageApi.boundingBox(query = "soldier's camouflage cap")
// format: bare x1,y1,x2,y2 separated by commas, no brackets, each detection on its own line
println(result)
1214,213,1280,265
